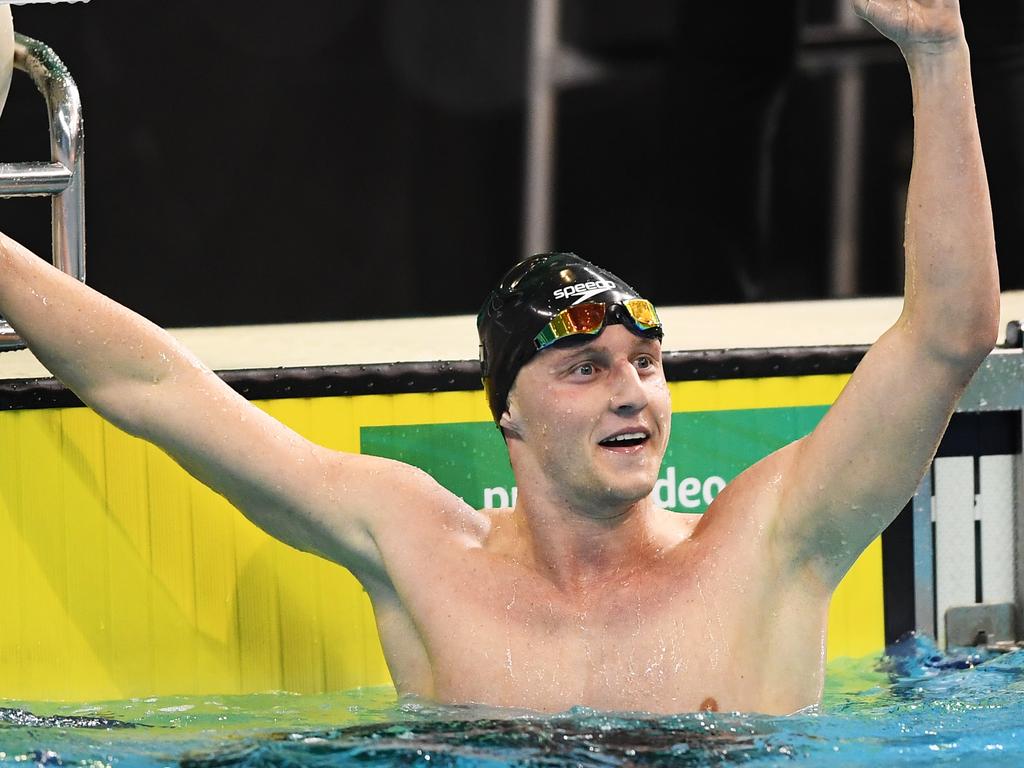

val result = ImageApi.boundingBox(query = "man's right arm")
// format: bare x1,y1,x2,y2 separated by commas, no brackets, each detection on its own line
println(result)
0,232,472,582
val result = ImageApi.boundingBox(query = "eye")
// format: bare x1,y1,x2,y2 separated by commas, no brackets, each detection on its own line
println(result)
569,360,598,378
635,355,655,370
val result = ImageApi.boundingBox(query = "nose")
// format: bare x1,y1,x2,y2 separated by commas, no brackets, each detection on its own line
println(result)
608,359,648,414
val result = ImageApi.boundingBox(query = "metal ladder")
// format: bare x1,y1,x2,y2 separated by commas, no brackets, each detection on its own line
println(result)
0,32,84,351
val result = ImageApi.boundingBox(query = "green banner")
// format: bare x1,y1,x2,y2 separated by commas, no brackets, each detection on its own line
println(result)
360,405,829,513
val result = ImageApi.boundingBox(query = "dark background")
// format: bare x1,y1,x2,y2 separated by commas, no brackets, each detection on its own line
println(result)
0,1,1019,328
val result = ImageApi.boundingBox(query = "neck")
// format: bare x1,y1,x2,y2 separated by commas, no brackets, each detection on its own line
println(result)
509,483,670,593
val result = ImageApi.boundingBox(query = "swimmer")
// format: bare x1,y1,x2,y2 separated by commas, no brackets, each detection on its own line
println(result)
0,0,998,714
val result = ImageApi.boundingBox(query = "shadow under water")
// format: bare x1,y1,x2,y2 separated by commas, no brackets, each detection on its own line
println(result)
180,714,793,767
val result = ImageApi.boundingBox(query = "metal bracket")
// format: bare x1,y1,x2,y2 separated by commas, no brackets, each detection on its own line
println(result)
945,602,1017,648
0,32,84,351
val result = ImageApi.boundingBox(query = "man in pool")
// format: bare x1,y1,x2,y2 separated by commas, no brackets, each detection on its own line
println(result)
0,0,999,715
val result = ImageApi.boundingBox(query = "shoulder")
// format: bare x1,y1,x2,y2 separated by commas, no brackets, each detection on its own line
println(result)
689,441,802,554
701,443,798,522
320,450,491,547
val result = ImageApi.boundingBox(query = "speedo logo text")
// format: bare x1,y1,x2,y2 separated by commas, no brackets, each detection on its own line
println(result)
552,279,616,303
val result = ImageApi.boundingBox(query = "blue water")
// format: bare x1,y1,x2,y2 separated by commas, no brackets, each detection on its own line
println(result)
1,635,1022,767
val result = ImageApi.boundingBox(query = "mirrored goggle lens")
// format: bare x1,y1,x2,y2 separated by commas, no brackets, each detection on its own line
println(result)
533,300,661,350
623,298,661,330
534,303,607,350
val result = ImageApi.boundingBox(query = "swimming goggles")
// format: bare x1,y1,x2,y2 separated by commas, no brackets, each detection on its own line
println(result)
533,299,662,350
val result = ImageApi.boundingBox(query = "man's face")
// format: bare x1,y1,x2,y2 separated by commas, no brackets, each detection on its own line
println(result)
504,324,672,513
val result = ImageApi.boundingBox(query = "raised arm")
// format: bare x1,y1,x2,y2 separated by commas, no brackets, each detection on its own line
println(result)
740,0,999,587
0,233,470,583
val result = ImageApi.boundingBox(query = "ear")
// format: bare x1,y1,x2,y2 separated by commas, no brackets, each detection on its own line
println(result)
499,407,522,440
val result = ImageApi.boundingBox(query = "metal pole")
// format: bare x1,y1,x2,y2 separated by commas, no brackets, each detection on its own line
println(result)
913,471,936,638
16,33,85,281
522,0,559,258
0,161,73,196
829,0,864,297
1016,413,1024,641
0,33,84,351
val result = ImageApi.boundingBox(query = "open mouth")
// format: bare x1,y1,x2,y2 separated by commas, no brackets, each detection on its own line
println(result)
598,431,649,449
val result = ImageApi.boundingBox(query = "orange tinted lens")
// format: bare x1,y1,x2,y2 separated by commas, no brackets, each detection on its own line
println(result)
561,303,606,334
535,303,606,349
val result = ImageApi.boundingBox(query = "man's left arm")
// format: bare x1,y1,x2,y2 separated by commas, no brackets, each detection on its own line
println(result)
764,0,1000,589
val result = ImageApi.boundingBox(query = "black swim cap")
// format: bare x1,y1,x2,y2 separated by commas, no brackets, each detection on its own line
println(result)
477,252,663,425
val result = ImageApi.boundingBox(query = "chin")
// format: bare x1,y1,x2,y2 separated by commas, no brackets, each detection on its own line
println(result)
602,474,659,507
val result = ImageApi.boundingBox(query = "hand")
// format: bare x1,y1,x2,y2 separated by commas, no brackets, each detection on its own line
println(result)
854,0,965,53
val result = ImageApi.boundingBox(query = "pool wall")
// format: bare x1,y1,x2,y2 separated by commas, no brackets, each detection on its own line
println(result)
0,357,885,701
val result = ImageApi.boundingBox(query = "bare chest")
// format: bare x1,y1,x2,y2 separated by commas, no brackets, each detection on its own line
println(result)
390,556,827,714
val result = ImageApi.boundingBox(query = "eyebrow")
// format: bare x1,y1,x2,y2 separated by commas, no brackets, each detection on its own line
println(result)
545,336,661,366
551,346,604,366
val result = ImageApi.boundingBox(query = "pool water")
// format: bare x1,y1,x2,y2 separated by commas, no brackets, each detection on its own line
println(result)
1,634,1022,767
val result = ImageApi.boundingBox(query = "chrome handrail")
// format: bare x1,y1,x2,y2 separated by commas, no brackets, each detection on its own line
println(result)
0,32,84,351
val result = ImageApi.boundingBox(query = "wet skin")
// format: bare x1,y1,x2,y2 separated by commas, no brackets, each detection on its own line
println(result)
360,326,831,714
